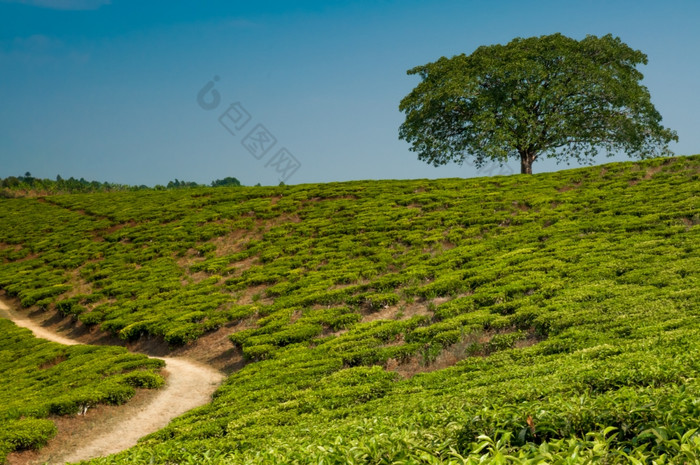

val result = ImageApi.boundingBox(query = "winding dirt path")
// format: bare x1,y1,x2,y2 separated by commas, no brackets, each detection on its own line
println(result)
0,299,225,464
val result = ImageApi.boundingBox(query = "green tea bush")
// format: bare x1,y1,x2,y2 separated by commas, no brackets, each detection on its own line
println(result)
0,419,56,457
0,320,164,461
1,155,699,464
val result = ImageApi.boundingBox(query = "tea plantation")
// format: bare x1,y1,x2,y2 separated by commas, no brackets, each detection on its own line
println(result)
0,155,699,463
0,319,164,461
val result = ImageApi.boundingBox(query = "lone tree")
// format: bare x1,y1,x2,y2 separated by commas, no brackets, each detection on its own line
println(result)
399,33,678,174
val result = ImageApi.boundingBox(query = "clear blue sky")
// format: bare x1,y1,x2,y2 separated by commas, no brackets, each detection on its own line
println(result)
1,0,698,186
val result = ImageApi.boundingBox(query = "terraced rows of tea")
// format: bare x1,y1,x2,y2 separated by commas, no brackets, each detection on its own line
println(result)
1,155,699,463
0,319,164,461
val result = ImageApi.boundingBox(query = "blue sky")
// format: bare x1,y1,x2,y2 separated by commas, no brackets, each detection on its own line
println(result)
0,0,698,186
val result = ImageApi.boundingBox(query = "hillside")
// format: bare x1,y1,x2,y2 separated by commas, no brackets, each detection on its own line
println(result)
0,155,699,464
0,310,165,462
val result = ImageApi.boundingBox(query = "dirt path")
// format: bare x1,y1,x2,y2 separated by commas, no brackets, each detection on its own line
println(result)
0,299,225,464
0,299,78,346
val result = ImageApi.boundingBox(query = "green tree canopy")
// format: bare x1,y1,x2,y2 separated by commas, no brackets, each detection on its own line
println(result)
211,176,242,187
399,33,678,174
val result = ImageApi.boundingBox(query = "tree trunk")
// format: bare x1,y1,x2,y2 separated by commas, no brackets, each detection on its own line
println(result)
520,151,537,174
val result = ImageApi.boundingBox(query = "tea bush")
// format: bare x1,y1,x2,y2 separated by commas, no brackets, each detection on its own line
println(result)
0,320,164,462
0,155,699,463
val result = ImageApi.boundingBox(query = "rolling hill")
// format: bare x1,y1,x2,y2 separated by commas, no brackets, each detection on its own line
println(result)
1,155,699,464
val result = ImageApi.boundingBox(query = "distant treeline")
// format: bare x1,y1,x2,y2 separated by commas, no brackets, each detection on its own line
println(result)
0,173,243,197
